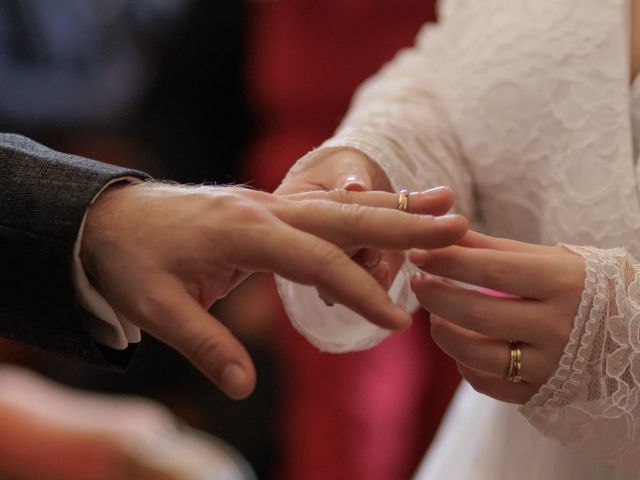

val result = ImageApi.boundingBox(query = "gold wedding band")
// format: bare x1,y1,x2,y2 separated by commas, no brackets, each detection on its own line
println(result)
506,341,522,383
398,190,409,212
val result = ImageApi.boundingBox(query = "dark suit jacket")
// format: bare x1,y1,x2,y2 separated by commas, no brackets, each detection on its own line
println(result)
0,133,148,368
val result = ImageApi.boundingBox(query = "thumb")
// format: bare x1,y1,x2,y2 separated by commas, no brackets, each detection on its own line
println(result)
338,159,373,191
141,284,256,399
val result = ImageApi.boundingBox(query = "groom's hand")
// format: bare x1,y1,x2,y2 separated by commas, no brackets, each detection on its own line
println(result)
81,182,467,399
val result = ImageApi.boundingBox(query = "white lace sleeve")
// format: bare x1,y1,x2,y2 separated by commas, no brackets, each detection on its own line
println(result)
276,0,476,353
520,245,640,469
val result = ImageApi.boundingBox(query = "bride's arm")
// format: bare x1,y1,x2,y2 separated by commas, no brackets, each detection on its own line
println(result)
275,0,476,352
520,245,640,469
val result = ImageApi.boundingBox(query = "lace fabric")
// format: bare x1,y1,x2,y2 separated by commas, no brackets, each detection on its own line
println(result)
522,245,640,468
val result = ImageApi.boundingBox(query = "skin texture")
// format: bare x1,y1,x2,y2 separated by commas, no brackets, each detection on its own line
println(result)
82,182,467,399
409,231,585,404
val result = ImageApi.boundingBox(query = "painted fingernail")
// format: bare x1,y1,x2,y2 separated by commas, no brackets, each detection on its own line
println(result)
410,272,429,289
363,253,382,270
343,176,367,190
221,363,249,396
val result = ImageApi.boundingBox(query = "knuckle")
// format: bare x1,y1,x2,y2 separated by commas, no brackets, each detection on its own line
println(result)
189,333,226,370
312,243,347,273
222,198,266,224
137,289,171,321
339,202,368,227
331,188,354,204
337,203,370,245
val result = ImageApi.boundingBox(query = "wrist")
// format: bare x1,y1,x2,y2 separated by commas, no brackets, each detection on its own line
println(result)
80,181,138,283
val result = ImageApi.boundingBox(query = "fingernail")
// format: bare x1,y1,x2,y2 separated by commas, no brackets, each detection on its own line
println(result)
343,176,367,190
422,186,448,195
221,363,248,395
373,261,391,290
363,252,382,270
410,272,428,289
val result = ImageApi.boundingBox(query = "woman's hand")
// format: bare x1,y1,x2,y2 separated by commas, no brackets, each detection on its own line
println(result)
409,231,586,404
276,148,455,297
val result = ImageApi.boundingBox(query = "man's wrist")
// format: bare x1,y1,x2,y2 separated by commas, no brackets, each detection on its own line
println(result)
80,180,140,283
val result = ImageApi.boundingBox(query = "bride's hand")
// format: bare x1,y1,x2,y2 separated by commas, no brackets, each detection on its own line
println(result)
276,148,455,300
409,231,585,404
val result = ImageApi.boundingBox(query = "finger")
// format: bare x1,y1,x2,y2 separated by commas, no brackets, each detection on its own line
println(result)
457,230,551,255
430,315,509,377
372,260,391,290
379,250,404,287
411,273,548,343
430,315,548,384
232,218,411,330
285,186,455,216
139,281,256,399
352,248,383,271
321,253,391,303
457,364,533,404
409,245,560,299
272,196,468,252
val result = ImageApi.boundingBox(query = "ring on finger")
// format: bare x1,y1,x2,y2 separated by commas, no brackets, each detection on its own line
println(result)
397,190,409,212
505,341,522,383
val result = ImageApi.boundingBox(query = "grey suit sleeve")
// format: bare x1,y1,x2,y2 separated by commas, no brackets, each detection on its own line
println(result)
0,133,150,368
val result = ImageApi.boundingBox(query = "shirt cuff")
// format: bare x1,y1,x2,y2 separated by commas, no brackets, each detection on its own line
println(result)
72,177,142,350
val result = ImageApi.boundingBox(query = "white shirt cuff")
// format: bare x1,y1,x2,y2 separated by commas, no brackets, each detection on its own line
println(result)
72,177,142,350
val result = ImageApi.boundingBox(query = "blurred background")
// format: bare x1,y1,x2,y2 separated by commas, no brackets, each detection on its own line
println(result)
0,1,461,478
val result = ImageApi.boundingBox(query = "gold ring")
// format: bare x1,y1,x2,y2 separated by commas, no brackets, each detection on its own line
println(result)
506,341,522,383
397,190,409,212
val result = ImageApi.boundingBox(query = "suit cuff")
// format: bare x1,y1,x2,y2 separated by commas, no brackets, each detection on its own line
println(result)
72,177,142,350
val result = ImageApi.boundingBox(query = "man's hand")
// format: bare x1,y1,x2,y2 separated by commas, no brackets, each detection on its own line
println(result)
81,183,467,399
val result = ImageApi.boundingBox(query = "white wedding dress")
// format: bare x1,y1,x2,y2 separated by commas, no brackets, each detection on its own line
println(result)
277,0,640,478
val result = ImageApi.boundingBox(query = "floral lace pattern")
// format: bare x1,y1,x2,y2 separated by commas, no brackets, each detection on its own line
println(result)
278,0,640,470
522,246,640,467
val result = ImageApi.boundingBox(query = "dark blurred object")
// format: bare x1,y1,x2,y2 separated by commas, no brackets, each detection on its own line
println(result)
0,0,186,129
136,0,251,183
0,0,251,183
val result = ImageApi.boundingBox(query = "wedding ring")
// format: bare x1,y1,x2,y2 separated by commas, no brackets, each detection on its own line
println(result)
397,190,409,212
506,341,522,383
